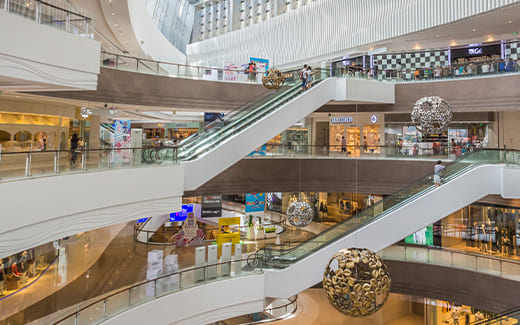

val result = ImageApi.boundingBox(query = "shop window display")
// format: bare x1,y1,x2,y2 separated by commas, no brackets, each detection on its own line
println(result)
0,242,57,297
405,203,520,260
362,125,380,153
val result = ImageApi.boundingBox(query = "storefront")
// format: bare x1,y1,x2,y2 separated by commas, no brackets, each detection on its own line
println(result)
265,119,311,154
166,122,202,141
1,242,58,295
328,113,384,155
451,43,502,70
437,203,520,258
281,192,383,224
385,113,495,156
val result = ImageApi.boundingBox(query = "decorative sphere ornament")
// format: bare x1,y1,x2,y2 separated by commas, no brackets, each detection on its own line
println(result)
262,68,285,89
323,248,391,318
411,96,452,134
286,201,313,227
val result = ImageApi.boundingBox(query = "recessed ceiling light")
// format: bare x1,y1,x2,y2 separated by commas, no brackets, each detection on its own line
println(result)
508,20,512,24
111,12,115,16
436,35,440,38
472,28,476,32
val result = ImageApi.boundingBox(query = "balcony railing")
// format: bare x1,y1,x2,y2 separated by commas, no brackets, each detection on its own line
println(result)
101,50,266,84
380,244,520,282
0,0,93,38
52,257,263,325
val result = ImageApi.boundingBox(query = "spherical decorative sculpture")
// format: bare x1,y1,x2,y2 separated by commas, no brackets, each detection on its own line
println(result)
411,96,452,134
323,248,391,317
262,68,285,89
286,201,313,227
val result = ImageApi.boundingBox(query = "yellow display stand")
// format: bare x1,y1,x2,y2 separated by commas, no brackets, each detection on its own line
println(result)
216,217,241,246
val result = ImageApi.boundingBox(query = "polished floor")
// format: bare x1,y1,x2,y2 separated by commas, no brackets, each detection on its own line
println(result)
0,211,320,325
272,289,423,325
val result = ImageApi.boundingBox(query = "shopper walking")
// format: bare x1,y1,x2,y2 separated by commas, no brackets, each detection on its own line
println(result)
249,62,257,82
434,160,446,187
341,136,347,153
300,64,308,91
70,133,79,166
306,66,314,89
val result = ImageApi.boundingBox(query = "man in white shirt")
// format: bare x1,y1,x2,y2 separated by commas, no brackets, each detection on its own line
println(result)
434,160,446,187
300,64,308,91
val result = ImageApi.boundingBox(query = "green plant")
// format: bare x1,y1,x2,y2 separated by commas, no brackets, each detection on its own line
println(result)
264,226,276,233
246,215,253,227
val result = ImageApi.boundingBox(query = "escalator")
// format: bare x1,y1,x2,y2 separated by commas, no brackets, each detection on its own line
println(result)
176,68,337,190
261,150,520,298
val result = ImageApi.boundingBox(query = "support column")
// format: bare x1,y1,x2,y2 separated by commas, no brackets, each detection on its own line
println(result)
89,116,101,149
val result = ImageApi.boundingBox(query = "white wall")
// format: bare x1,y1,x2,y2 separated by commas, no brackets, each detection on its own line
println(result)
127,0,186,64
501,167,520,199
101,274,265,325
0,165,184,258
345,79,395,104
0,11,100,90
187,0,520,68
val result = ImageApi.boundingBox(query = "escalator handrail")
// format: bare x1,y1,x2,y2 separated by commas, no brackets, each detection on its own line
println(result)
266,150,507,262
179,76,329,160
179,68,326,151
178,84,305,159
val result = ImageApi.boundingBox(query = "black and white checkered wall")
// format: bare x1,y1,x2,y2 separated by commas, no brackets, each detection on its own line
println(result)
505,41,519,60
375,50,450,80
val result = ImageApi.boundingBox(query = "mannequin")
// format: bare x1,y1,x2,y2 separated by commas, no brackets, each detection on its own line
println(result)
11,262,26,285
0,261,5,296
480,224,487,253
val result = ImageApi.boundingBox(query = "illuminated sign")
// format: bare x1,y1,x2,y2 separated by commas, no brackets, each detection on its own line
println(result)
170,204,195,222
371,114,378,123
330,116,353,124
468,47,483,55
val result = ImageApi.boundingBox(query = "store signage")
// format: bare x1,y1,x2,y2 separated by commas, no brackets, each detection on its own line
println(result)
170,204,194,222
245,193,265,213
371,114,378,123
468,47,483,55
330,116,353,124
201,195,222,217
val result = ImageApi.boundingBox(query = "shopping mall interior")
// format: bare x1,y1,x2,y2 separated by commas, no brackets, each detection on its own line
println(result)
1,0,520,324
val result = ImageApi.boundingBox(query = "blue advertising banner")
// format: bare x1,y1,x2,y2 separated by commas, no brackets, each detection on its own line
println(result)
245,193,266,213
170,204,195,222
249,57,269,72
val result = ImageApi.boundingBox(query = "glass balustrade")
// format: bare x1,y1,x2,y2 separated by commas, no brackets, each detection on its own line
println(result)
51,257,262,325
262,149,519,268
380,244,520,282
1,0,93,38
0,147,178,182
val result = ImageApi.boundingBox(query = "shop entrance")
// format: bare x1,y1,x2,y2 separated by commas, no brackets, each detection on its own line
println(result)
363,125,380,153
347,127,360,156
329,125,345,152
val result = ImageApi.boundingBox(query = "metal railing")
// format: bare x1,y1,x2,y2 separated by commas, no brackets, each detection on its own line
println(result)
101,50,267,84
52,257,262,325
134,217,286,245
0,146,178,182
247,143,482,160
211,295,298,325
1,146,519,183
380,244,520,282
1,0,93,38
333,58,520,83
